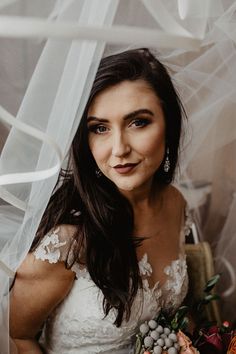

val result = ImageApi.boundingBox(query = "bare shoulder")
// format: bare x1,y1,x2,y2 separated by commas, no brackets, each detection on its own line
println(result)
161,185,186,222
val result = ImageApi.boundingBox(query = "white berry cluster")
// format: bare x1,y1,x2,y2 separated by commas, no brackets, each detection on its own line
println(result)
139,319,180,354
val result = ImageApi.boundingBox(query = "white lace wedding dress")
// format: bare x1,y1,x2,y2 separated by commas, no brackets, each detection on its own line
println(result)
33,212,192,354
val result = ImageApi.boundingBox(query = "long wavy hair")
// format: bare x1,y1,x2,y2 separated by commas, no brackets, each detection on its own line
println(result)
31,48,185,326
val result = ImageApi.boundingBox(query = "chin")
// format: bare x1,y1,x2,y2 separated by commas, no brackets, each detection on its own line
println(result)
116,182,139,192
119,186,136,192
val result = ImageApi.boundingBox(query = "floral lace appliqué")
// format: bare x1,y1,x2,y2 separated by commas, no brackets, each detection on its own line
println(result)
164,256,188,295
163,255,188,310
139,253,152,277
138,254,162,317
34,227,66,264
183,206,193,237
70,263,91,280
33,228,93,280
138,253,188,315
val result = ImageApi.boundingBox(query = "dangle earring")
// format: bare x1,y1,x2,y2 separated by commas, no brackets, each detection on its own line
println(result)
164,147,170,173
95,168,102,178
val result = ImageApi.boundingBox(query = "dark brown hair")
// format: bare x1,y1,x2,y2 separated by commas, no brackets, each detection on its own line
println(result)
32,48,185,326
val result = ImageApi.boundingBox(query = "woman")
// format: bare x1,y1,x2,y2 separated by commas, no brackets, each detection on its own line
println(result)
10,48,190,354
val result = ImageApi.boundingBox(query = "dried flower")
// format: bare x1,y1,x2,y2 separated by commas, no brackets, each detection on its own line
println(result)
227,335,236,353
177,330,199,353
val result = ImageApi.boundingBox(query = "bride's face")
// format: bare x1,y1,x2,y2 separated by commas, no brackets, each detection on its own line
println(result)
87,79,166,194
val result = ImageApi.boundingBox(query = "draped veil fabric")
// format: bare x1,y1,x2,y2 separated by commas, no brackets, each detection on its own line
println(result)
0,0,235,352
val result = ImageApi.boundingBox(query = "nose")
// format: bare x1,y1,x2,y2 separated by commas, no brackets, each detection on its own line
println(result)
111,131,131,157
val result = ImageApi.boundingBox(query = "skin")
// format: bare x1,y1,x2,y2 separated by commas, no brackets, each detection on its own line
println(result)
10,80,185,353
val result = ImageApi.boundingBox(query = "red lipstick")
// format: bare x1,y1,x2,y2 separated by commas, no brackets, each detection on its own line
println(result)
113,163,138,174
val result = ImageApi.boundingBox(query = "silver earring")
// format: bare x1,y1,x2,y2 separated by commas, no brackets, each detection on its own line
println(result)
95,168,102,178
164,148,170,172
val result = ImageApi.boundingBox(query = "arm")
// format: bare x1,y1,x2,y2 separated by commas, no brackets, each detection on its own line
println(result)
10,252,75,354
11,339,44,354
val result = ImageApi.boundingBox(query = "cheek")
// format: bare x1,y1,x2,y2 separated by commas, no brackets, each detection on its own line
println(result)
89,139,108,165
136,128,165,157
143,143,165,164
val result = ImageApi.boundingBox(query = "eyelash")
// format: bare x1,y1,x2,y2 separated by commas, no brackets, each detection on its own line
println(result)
130,118,150,127
88,118,150,134
88,125,108,134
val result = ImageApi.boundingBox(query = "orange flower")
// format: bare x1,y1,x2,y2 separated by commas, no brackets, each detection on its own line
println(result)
227,335,236,354
177,330,200,354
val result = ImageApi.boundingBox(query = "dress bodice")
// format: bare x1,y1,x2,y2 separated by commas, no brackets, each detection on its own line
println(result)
34,210,192,354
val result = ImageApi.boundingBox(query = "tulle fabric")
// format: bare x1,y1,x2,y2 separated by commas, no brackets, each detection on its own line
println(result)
0,1,119,352
0,0,236,352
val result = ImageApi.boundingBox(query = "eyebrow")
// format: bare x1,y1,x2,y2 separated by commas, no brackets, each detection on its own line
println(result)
87,109,154,123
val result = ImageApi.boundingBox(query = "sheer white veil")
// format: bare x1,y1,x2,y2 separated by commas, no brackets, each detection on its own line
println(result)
0,0,236,352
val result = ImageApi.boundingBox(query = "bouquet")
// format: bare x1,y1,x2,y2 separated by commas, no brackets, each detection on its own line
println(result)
134,275,236,354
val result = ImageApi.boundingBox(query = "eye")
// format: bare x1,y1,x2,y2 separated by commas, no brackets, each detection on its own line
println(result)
88,124,108,134
130,118,150,128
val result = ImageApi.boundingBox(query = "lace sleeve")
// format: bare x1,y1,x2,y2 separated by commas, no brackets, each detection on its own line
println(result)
33,225,76,264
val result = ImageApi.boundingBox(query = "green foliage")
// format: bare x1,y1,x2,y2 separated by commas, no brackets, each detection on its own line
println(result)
197,294,221,311
171,306,189,331
134,334,143,354
191,273,221,329
203,274,221,293
152,305,190,332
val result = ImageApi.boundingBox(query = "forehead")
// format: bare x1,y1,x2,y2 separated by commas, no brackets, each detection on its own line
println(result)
87,80,162,118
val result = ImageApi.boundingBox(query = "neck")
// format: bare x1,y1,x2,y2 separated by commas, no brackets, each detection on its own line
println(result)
120,180,163,211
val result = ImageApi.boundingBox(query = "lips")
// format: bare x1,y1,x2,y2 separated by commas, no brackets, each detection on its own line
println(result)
113,163,139,174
